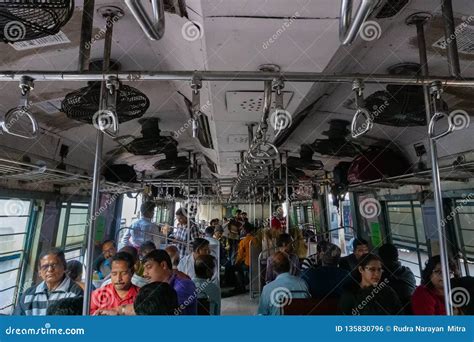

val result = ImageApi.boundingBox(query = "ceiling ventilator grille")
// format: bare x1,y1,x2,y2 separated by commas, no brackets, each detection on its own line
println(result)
433,21,474,54
226,91,293,113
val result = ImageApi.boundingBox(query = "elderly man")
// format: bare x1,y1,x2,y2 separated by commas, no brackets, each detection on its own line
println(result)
257,251,309,315
14,248,83,315
91,252,140,315
143,249,198,315
121,201,160,249
172,207,200,258
178,238,218,284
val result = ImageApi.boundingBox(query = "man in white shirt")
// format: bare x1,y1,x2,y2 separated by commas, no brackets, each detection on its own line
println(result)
178,238,219,285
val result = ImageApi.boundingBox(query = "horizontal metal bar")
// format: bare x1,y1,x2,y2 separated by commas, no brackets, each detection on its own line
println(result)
0,267,20,275
1,71,474,86
0,250,23,256
0,232,26,237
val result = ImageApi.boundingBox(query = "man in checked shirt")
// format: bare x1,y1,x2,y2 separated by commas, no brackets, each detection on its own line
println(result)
172,207,200,258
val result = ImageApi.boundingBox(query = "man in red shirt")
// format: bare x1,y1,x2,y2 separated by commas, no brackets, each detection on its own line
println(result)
91,252,140,315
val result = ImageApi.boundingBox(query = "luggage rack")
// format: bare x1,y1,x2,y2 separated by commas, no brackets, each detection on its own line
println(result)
348,160,474,190
0,157,139,194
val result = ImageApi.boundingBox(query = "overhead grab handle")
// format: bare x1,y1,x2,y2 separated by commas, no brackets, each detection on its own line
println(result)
0,76,39,139
125,0,165,40
191,76,202,138
428,81,454,140
351,80,373,138
339,0,379,46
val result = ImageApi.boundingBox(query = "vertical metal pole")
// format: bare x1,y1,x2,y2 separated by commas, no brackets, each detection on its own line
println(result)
269,179,273,229
441,0,461,78
82,14,115,316
253,185,256,226
410,14,453,315
187,151,192,255
285,151,289,233
78,0,95,72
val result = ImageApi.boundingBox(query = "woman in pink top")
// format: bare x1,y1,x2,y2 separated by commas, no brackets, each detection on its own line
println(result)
411,255,459,315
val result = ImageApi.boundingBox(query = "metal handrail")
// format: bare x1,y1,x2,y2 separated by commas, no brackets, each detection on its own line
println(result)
339,0,379,46
125,0,165,40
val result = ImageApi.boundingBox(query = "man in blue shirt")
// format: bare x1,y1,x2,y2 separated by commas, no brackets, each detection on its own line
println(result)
258,251,309,315
121,201,160,249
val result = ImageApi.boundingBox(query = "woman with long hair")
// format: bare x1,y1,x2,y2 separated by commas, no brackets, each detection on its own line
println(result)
411,255,459,315
339,253,402,315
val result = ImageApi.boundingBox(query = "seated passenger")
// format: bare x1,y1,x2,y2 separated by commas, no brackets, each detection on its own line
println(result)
165,245,180,270
134,282,179,315
91,252,140,315
339,253,402,315
66,260,86,291
192,254,221,315
338,238,369,273
178,238,218,284
101,246,149,288
451,276,474,315
265,233,300,283
204,226,220,259
46,297,83,315
139,241,156,260
143,249,198,315
14,248,83,315
301,243,349,298
411,255,459,315
301,240,331,270
93,239,117,279
257,251,309,315
378,243,416,314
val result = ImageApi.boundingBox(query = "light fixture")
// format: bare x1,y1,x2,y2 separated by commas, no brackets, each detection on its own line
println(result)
0,76,39,139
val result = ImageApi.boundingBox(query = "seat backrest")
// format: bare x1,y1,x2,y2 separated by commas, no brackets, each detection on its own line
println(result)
197,298,211,315
282,297,339,315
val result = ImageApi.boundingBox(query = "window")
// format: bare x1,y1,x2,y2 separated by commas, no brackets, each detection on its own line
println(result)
453,198,474,276
387,201,427,282
56,202,89,262
0,198,33,315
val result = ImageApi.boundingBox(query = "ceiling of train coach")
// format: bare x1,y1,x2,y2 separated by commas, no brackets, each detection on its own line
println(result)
0,0,473,184
284,0,474,172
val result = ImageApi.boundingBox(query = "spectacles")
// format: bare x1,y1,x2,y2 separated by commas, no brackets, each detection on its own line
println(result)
40,263,61,271
433,269,454,276
364,267,383,273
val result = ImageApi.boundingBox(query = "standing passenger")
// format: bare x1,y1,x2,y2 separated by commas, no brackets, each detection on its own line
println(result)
173,208,200,259
121,202,160,249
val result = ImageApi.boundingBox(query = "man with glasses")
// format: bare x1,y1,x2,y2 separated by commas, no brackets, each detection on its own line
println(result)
14,248,83,315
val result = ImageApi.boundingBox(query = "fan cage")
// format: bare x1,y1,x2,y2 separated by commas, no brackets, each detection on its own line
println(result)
0,0,74,43
61,84,150,124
